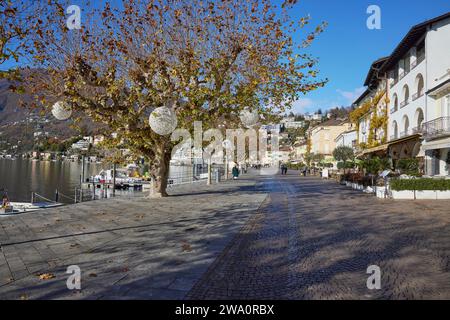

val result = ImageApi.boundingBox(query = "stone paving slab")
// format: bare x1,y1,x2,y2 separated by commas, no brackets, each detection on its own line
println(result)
0,176,267,300
187,173,450,300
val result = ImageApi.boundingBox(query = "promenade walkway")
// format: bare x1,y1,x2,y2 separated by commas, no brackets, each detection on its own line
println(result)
188,172,450,299
0,175,267,299
1,171,450,299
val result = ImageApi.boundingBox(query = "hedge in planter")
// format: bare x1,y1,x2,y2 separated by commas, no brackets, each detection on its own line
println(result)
390,178,450,191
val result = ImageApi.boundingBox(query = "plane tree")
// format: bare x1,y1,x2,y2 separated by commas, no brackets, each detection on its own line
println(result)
25,0,327,197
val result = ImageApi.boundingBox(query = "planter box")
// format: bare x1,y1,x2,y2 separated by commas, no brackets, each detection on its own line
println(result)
352,183,361,190
436,190,450,199
415,190,437,200
375,186,387,199
390,190,450,200
391,190,415,200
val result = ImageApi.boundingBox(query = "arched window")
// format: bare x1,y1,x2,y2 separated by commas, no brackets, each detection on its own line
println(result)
402,115,409,137
415,74,424,100
402,85,409,107
414,108,424,133
392,121,398,140
392,94,398,112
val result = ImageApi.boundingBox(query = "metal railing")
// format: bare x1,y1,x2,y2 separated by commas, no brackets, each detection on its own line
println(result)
412,91,424,101
390,78,399,88
167,164,226,186
400,131,409,138
412,126,423,134
417,54,425,65
422,117,450,139
400,100,409,108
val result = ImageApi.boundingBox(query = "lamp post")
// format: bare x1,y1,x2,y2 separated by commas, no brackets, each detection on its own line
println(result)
222,139,232,180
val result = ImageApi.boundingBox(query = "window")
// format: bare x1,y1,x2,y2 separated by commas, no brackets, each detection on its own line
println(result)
447,95,450,117
392,121,398,140
417,41,425,62
404,54,411,73
392,94,398,112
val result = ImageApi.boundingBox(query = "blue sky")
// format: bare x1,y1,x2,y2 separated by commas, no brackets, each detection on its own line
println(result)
288,0,449,114
2,0,449,115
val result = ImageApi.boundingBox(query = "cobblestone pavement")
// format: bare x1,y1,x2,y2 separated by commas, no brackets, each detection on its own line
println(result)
0,176,267,299
187,172,450,300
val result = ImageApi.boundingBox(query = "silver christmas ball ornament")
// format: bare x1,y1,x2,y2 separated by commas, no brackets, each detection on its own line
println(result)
51,101,72,120
239,108,259,128
149,106,178,135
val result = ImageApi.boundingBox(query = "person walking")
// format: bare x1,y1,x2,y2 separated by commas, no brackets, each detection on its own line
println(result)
232,165,240,180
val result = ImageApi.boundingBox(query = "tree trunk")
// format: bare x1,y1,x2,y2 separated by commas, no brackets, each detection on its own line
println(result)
149,146,172,198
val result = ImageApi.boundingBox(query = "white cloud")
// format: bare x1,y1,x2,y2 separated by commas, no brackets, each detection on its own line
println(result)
337,87,366,103
292,98,313,113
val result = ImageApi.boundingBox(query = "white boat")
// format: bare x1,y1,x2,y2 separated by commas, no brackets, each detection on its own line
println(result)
0,202,64,216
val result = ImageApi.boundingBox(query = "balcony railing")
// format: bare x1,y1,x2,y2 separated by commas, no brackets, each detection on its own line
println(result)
399,70,409,80
390,78,399,88
400,100,409,108
400,131,408,138
417,54,425,65
390,107,397,114
410,54,425,71
390,135,398,141
412,126,423,134
412,91,424,101
422,117,450,139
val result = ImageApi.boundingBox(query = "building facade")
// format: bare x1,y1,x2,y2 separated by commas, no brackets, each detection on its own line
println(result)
351,12,450,176
335,130,358,150
381,12,450,175
310,119,353,157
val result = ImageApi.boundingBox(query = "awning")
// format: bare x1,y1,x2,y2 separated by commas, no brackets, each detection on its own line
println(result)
388,134,422,159
422,137,450,151
388,134,421,146
358,143,389,156
427,78,450,98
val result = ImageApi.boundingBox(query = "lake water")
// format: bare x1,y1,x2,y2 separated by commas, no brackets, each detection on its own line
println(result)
0,159,203,203
0,158,109,203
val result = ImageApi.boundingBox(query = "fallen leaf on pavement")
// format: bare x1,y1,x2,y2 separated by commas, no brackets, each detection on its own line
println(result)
182,243,192,252
38,273,55,280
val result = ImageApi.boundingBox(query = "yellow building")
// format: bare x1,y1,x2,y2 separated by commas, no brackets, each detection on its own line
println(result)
310,119,354,159
351,57,390,158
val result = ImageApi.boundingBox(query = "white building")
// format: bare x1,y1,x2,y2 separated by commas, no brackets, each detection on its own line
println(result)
284,121,305,129
381,12,450,176
260,124,281,134
335,130,358,150
71,139,90,151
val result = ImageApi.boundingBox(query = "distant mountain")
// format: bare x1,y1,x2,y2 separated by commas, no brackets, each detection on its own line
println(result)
0,78,99,153
0,78,37,125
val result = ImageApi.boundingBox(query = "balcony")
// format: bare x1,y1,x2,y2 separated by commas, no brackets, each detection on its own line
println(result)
390,108,397,114
412,126,422,134
390,135,398,141
400,131,408,138
412,91,424,101
422,117,450,140
390,78,399,88
399,70,409,80
411,55,425,71
400,100,409,108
